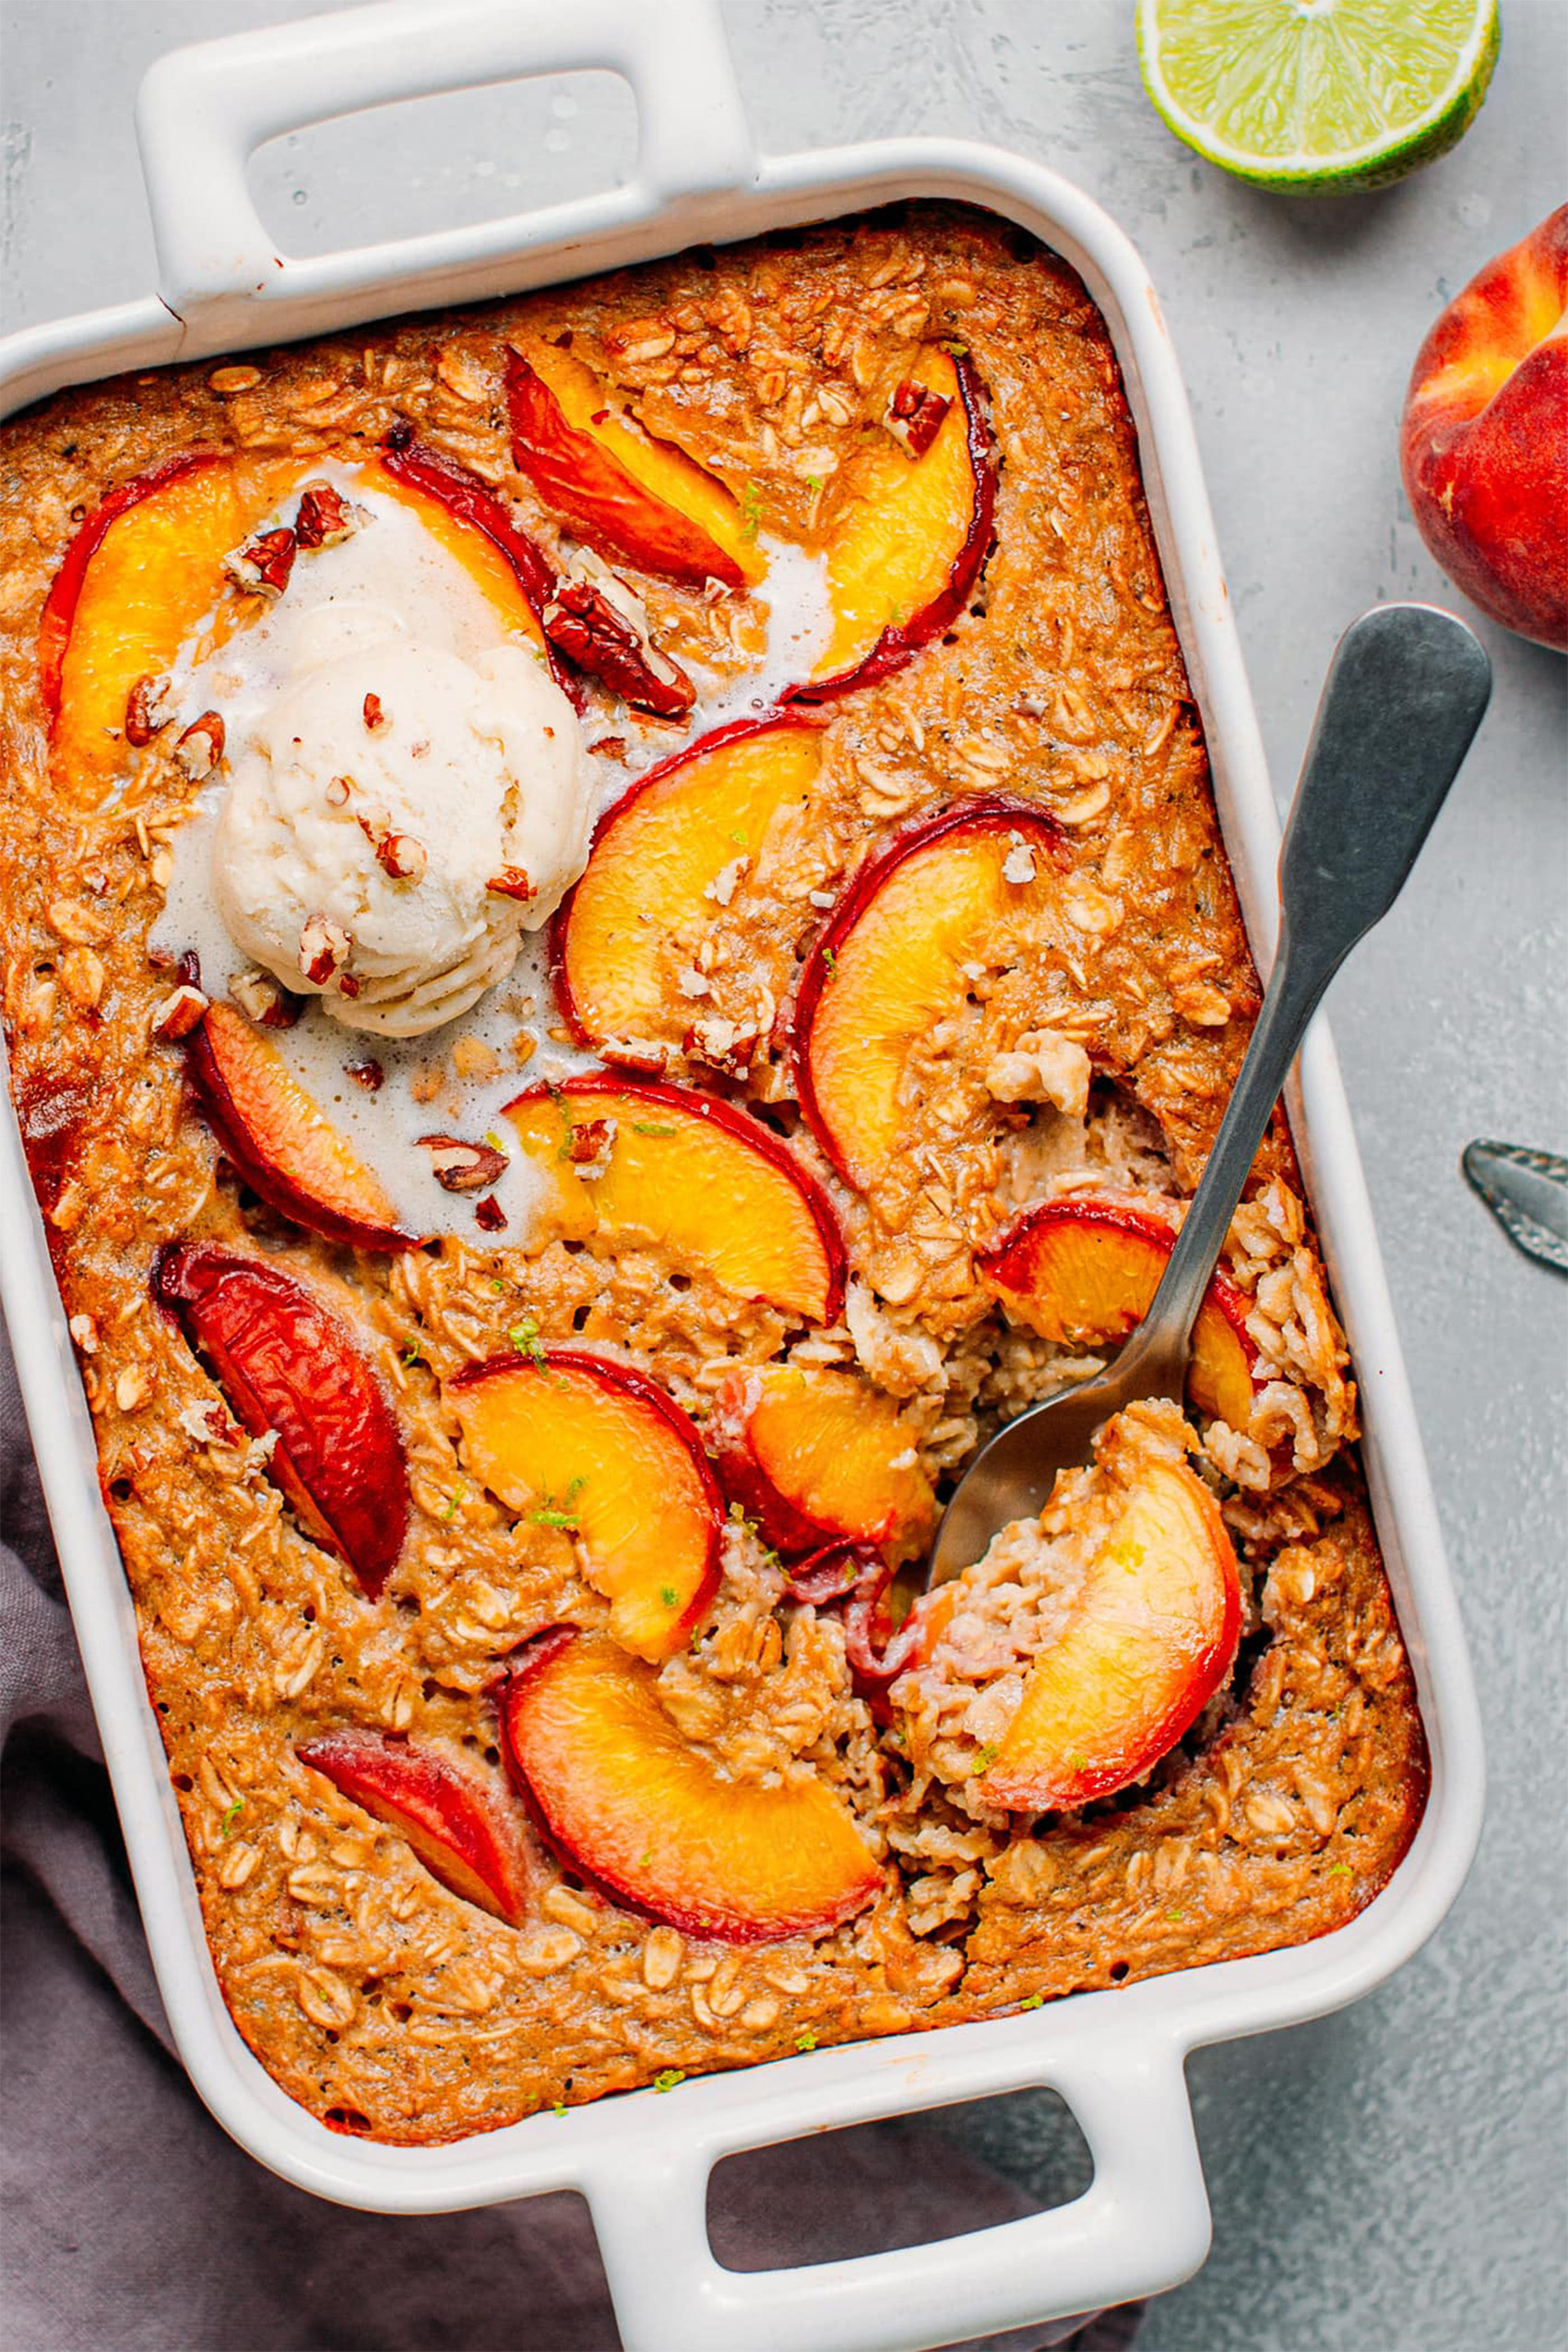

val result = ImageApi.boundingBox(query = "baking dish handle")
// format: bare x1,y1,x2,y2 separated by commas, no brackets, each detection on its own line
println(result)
583,2035,1210,2352
134,0,754,338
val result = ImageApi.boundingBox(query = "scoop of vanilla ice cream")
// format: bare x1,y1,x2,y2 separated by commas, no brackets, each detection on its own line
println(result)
213,623,588,1037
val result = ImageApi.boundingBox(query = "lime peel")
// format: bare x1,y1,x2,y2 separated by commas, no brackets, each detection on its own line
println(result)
1137,0,1500,192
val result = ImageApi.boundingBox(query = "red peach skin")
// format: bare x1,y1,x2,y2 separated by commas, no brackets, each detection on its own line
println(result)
1400,205,1568,650
151,1241,409,1597
297,1731,533,1925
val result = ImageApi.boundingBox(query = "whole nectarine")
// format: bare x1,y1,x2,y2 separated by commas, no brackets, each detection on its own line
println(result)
1400,206,1568,651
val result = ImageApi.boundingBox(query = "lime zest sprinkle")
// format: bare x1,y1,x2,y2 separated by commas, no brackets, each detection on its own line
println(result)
1019,1993,1043,2012
794,2029,817,2053
552,2100,568,2118
508,1317,547,1368
630,1120,676,1137
219,1798,244,1838
1327,1860,1353,1878
652,2069,686,2093
659,1584,678,1609
738,481,763,542
443,1486,464,1520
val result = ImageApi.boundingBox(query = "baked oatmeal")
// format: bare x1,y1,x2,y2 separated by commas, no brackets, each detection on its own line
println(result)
0,204,1427,2143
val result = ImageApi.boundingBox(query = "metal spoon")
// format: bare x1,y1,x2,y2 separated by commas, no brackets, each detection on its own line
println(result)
925,602,1491,1590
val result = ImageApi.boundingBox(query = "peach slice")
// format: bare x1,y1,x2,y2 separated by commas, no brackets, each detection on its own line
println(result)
975,1455,1241,1813
552,713,825,1056
449,1348,721,1664
709,1366,934,1555
152,1241,409,1597
184,989,418,1253
507,346,762,591
39,451,298,797
499,1628,882,1941
296,1731,532,1925
792,348,995,702
794,797,1069,1189
504,1075,845,1325
373,427,553,648
981,1198,1258,1431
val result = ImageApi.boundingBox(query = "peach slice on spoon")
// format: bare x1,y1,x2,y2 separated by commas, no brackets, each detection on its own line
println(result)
794,798,1069,1190
450,1348,721,1664
296,1732,533,1926
499,1628,882,1942
152,1241,409,1598
504,1075,845,1324
981,1197,1259,1431
709,1366,935,1555
970,1449,1241,1813
552,714,826,1061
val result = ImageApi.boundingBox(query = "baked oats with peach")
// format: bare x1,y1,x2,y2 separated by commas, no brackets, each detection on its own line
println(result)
0,205,1425,2143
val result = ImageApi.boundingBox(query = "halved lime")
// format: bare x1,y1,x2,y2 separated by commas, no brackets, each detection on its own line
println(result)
1137,0,1500,190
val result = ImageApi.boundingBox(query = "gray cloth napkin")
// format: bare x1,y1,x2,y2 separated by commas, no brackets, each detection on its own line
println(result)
0,1317,1141,2352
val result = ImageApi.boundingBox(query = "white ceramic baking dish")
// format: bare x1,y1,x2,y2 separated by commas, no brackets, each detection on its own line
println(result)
0,5,1485,2347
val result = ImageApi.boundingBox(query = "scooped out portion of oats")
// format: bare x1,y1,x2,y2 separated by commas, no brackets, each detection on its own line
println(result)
893,1401,1242,1816
0,204,1428,2144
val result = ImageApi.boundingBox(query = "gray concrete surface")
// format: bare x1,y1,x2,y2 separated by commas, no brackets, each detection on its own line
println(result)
4,4,1564,2346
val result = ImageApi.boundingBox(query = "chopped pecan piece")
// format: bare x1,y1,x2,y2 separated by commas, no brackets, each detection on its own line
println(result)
125,673,173,747
326,775,353,807
417,1134,510,1193
542,578,695,719
486,865,535,902
362,692,386,731
344,1056,385,1092
565,1115,616,1175
150,982,208,1042
294,481,360,551
374,829,428,883
299,914,352,988
225,525,298,599
683,1016,758,1078
588,734,629,761
885,378,952,458
473,1193,507,1232
231,968,303,1028
172,711,226,781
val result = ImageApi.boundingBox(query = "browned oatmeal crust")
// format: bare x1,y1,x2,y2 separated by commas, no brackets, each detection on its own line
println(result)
0,205,1426,2143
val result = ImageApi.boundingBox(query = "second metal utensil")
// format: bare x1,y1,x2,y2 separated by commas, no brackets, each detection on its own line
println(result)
924,602,1492,1590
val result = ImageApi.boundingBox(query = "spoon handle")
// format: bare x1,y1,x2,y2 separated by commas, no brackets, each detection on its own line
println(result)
1117,602,1491,1392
